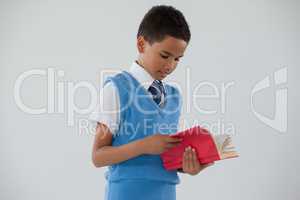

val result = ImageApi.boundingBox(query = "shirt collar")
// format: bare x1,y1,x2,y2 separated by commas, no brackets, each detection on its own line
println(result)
128,60,157,90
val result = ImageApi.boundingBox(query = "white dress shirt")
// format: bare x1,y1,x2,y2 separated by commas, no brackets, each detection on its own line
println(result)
89,61,181,134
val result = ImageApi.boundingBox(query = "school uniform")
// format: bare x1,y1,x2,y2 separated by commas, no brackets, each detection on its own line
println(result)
89,61,183,200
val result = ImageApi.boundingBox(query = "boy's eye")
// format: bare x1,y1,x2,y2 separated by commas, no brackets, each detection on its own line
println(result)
160,54,169,59
160,53,181,62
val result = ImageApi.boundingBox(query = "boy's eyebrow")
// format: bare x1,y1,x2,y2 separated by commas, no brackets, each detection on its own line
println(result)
161,50,184,58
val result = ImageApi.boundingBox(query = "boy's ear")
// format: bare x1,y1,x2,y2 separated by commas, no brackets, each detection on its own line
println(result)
137,36,146,53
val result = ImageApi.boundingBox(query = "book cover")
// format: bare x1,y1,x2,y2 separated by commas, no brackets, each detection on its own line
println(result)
160,126,239,170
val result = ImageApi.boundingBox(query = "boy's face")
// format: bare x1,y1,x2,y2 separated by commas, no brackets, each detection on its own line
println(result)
137,35,188,80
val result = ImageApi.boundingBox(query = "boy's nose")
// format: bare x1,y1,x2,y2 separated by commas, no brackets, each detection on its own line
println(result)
163,66,172,74
164,61,176,72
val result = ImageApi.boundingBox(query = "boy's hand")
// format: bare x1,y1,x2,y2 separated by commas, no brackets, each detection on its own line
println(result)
140,134,182,155
182,146,214,175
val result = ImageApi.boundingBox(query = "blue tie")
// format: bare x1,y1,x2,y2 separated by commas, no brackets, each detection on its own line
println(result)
148,80,166,105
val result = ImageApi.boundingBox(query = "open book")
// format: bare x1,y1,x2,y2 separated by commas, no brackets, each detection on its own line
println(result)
160,126,239,170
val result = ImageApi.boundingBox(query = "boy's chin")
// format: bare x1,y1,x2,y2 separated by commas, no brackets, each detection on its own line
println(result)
156,72,168,80
156,75,166,81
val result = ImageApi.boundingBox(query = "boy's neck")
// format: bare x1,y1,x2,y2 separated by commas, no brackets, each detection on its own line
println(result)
136,58,161,81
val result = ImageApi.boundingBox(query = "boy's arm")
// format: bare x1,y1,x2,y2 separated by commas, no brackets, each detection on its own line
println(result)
92,122,182,167
92,122,145,167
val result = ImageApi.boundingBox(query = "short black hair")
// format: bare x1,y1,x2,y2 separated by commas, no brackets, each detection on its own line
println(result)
137,5,191,44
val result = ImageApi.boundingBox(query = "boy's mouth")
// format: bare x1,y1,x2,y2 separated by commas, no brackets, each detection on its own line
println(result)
158,71,168,78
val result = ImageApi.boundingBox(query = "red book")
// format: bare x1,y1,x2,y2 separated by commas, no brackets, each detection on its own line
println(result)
160,126,239,170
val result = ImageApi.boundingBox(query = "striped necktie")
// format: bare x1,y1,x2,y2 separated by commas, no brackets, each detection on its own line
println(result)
148,80,166,105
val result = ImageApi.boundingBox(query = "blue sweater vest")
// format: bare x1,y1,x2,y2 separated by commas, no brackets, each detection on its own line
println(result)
104,71,182,184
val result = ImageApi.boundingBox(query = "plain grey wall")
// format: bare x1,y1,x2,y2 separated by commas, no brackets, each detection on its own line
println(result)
1,0,299,199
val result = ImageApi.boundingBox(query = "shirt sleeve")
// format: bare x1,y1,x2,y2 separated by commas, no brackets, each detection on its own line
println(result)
88,81,120,135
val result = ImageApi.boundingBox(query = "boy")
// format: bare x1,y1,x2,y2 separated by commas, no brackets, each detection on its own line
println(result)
89,5,213,200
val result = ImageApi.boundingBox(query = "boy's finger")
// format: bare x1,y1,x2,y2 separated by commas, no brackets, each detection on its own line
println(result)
182,151,188,170
183,150,189,170
191,148,197,169
166,142,180,149
166,136,182,143
186,147,191,170
188,148,194,169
